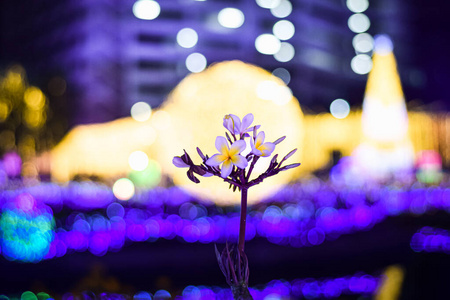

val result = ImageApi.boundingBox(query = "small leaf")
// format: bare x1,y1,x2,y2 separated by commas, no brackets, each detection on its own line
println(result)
187,170,200,183
273,136,286,145
271,154,278,164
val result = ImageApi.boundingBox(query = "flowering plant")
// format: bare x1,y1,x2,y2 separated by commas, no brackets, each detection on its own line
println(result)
173,113,300,299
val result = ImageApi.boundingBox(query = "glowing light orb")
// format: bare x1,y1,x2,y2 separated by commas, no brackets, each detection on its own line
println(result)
351,54,372,74
346,0,369,13
112,178,135,201
128,150,149,171
186,53,207,73
330,99,351,119
255,34,281,55
131,102,152,122
348,13,370,33
270,0,292,18
157,60,304,205
176,28,198,48
274,42,295,62
132,0,161,20
218,8,245,29
273,20,295,40
352,33,374,53
256,0,281,9
129,159,162,187
272,67,291,85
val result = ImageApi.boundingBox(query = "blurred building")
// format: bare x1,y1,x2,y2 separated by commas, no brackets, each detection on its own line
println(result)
0,0,421,125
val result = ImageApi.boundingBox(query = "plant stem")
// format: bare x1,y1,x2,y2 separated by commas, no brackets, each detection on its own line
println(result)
238,187,248,253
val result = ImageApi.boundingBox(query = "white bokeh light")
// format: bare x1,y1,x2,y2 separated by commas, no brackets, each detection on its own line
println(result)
255,34,281,55
130,102,152,122
274,42,295,62
346,0,369,13
256,0,281,9
132,0,161,20
272,68,291,85
352,33,374,53
273,20,295,40
270,0,292,18
348,13,370,33
330,99,351,119
374,34,394,55
177,28,198,48
186,53,207,73
129,151,149,171
218,8,245,29
351,54,373,74
113,178,135,201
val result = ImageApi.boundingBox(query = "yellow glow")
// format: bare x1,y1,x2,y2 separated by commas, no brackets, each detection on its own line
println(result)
128,150,149,171
375,265,404,300
0,100,10,121
24,87,45,110
23,109,46,129
157,60,304,205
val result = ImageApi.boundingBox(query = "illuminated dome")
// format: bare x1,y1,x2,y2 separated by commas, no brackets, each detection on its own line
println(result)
155,60,304,205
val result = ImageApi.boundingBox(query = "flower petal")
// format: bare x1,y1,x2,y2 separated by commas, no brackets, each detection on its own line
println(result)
255,131,265,148
260,142,275,157
229,140,247,156
173,157,189,168
223,115,234,133
215,136,229,154
250,138,262,156
231,154,249,169
221,160,233,178
229,114,241,135
240,113,254,132
206,154,227,166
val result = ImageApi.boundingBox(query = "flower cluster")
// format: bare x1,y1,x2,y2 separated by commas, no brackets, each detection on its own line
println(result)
172,113,300,191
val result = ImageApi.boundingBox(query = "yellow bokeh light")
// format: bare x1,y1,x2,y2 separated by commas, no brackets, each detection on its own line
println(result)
155,60,304,205
24,87,45,110
128,150,149,171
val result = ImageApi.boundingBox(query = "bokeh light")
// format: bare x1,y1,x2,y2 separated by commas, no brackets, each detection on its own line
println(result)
130,102,152,122
330,99,351,119
272,68,291,85
274,42,295,62
348,13,370,33
185,53,207,73
218,8,245,29
351,54,373,74
273,20,295,40
112,178,135,201
256,0,281,9
255,34,281,55
270,0,292,18
346,0,369,13
128,151,149,171
176,28,198,48
132,0,161,20
352,33,374,53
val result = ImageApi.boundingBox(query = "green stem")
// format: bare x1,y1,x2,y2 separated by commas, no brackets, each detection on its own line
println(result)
238,187,248,253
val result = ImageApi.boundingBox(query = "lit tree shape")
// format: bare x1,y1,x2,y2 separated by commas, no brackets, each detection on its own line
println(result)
173,113,300,299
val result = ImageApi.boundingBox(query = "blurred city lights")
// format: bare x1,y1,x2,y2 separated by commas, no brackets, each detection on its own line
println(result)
272,67,291,85
273,20,295,40
112,178,135,201
130,101,152,122
176,28,198,48
348,13,370,33
274,42,295,62
256,0,281,9
346,0,369,13
270,0,292,18
351,54,373,74
132,0,161,20
185,53,207,73
218,8,245,29
330,99,351,119
128,150,149,171
255,34,281,55
352,33,374,53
